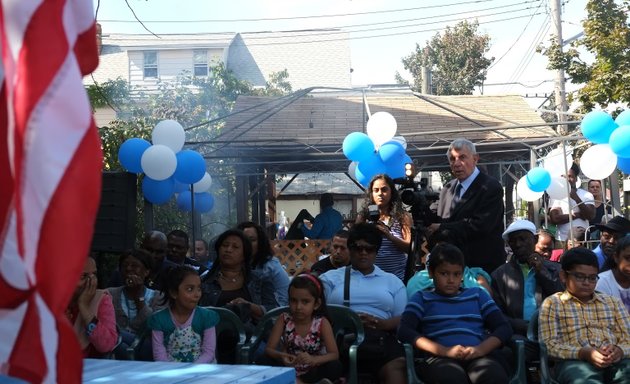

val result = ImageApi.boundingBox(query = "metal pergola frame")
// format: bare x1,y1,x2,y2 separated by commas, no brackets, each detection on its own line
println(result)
187,87,587,225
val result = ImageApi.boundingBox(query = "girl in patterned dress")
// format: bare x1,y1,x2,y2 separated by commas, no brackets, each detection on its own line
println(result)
149,266,219,363
265,274,343,383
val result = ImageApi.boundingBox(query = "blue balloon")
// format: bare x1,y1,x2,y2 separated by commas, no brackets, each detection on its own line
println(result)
118,138,151,173
174,150,206,184
142,176,175,204
581,111,618,144
354,166,371,187
343,132,375,162
378,141,405,165
194,193,215,213
615,110,630,127
526,167,551,192
610,125,630,158
174,181,189,193
357,153,387,182
618,157,630,174
176,192,193,211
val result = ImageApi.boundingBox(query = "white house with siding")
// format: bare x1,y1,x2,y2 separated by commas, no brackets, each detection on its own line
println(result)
86,29,352,126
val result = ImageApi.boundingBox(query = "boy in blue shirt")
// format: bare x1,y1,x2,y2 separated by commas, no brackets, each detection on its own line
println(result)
397,243,513,383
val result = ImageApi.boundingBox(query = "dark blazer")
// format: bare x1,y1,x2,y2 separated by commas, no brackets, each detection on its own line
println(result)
490,258,564,335
436,172,505,273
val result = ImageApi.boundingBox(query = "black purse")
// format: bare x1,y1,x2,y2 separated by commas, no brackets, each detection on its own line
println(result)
341,266,389,360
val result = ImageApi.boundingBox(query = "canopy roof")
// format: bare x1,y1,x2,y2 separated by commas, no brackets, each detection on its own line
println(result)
199,88,562,175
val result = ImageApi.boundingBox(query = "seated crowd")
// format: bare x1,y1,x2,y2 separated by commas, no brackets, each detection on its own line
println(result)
77,209,630,384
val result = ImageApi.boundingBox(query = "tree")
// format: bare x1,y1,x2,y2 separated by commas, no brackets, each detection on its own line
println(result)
539,0,630,111
400,20,493,95
91,64,292,242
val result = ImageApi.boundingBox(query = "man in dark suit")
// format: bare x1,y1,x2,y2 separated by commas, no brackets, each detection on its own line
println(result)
428,138,506,274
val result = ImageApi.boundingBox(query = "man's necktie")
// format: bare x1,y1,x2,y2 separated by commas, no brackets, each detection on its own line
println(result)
451,183,463,211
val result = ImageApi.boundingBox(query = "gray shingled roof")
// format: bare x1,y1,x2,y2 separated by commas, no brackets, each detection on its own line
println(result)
204,89,556,174
100,33,236,49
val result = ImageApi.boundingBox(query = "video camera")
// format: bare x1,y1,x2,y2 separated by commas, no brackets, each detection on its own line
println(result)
393,163,439,228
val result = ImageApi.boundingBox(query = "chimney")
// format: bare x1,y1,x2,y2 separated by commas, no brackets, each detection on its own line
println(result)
96,23,102,54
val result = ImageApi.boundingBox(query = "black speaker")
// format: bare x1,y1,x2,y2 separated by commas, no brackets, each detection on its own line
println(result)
91,172,137,252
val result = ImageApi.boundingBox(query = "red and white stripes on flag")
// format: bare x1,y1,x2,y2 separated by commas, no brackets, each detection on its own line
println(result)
0,1,101,383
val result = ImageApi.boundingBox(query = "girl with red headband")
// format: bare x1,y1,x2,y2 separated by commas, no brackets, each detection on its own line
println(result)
264,274,342,383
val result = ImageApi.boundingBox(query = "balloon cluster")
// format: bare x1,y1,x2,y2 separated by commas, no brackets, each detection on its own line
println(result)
117,120,214,213
580,110,630,174
517,109,630,202
342,112,412,186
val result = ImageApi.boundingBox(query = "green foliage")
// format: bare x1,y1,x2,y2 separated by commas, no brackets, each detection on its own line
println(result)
86,77,131,111
89,63,292,242
401,20,494,95
252,69,293,96
539,0,630,110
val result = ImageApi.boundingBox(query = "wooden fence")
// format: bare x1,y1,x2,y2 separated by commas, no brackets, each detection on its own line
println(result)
270,239,331,276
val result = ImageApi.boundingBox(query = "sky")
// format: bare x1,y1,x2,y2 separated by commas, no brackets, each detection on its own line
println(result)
93,0,590,106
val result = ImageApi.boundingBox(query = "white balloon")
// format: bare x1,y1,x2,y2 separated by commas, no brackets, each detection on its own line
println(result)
152,119,185,153
517,175,544,202
541,146,573,177
140,144,177,181
348,161,358,179
546,176,570,200
366,112,397,147
390,135,407,150
193,172,212,192
580,144,618,180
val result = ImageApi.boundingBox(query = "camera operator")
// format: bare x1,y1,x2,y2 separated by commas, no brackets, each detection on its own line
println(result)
428,138,505,274
356,174,412,281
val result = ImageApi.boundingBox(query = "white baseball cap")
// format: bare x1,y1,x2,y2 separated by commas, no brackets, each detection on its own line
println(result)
502,219,537,241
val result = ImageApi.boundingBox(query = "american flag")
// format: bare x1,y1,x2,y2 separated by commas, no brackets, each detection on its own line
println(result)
0,1,101,383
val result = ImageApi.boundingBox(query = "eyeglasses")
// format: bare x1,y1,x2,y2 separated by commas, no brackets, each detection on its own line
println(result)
350,244,377,253
565,271,599,283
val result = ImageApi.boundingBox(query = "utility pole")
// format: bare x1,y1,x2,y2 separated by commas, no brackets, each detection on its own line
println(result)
551,0,568,134
421,47,432,94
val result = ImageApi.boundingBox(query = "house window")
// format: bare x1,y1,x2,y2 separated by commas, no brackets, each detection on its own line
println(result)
143,51,158,78
193,49,208,77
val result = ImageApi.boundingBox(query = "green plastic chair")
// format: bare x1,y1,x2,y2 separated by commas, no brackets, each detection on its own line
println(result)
327,304,365,384
527,309,557,384
205,306,248,364
240,306,289,364
240,304,365,384
403,339,526,384
126,307,247,363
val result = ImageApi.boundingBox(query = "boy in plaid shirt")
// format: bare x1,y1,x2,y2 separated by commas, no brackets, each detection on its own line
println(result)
539,248,630,383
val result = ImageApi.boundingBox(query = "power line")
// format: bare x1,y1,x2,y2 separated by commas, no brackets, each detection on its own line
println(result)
231,11,549,47
487,0,545,70
503,14,550,93
102,1,541,43
100,0,500,23
103,9,547,48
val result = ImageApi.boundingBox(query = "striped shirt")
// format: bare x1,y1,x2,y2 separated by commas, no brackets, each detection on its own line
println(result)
539,291,630,360
398,287,511,348
375,219,407,280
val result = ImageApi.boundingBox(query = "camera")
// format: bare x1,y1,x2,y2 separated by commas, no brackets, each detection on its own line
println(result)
394,175,439,228
367,204,380,222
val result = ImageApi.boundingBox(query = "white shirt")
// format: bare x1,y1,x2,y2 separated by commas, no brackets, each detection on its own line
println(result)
596,270,630,314
550,188,594,241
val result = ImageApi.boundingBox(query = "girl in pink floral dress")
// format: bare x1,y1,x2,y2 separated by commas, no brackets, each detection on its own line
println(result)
265,274,343,383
